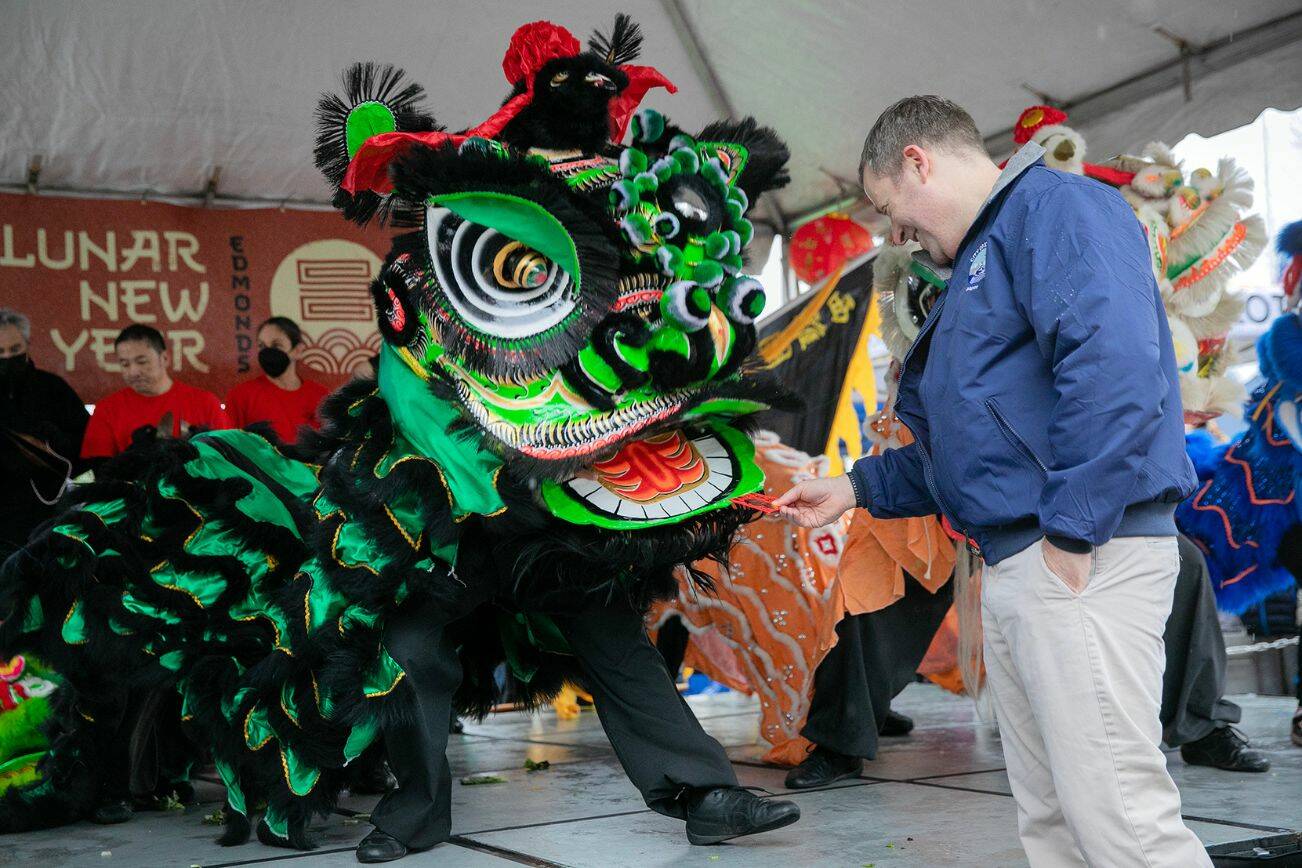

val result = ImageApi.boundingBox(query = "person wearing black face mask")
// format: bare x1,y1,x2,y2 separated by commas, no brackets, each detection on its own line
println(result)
0,308,89,558
225,316,329,444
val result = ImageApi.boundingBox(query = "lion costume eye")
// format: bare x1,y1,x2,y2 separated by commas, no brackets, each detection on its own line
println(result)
550,70,569,86
427,205,577,341
385,141,620,379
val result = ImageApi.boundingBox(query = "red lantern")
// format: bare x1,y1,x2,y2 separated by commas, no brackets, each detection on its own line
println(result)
790,214,874,284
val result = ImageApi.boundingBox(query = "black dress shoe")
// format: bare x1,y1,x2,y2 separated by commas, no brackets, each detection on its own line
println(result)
784,746,864,790
91,799,132,824
879,709,914,737
684,786,801,845
357,829,409,863
1180,726,1271,772
347,760,397,795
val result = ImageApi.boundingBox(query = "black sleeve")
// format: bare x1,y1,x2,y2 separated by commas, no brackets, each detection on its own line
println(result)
45,374,90,471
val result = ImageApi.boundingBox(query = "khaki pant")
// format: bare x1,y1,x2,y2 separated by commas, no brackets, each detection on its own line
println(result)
982,536,1211,867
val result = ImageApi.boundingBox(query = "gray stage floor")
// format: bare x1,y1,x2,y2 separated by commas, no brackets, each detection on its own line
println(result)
8,684,1299,866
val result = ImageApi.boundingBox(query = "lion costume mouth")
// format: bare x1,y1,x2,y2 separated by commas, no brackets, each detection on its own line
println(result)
540,423,762,529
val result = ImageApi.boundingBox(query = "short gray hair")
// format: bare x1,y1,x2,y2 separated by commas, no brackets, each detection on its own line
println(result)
0,308,30,341
859,96,986,180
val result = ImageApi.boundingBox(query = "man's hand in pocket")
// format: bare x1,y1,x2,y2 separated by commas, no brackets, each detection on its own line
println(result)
1043,539,1092,594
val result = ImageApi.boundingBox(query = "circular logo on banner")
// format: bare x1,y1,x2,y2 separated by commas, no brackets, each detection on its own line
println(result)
270,239,383,375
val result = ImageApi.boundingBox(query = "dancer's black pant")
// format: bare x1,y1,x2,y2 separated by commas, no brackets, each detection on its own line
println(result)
1159,534,1242,745
370,593,738,849
799,571,953,759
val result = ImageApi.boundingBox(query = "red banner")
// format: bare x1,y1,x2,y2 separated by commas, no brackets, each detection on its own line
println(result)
0,193,393,404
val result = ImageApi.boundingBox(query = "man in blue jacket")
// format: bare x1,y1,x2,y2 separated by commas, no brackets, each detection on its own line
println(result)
777,96,1208,867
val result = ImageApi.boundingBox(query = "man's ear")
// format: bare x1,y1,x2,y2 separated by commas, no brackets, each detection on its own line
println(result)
160,350,172,371
902,144,930,182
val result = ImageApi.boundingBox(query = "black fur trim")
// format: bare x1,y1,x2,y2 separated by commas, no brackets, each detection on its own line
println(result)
696,117,791,203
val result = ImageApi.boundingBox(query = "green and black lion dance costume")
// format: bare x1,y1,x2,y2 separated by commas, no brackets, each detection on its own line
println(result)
0,15,791,847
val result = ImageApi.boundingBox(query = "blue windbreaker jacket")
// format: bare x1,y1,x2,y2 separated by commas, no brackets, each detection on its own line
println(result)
848,144,1197,565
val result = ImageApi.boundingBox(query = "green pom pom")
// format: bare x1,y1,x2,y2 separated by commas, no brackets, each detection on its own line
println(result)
345,101,396,157
651,156,677,182
632,108,665,144
655,212,681,240
725,199,745,223
634,172,660,193
701,158,729,189
721,254,744,276
655,244,686,276
693,259,724,288
621,214,655,246
672,148,700,175
719,276,766,324
727,186,750,213
660,280,711,333
668,134,697,152
721,230,742,257
703,232,730,260
736,218,755,246
609,179,639,211
620,148,648,177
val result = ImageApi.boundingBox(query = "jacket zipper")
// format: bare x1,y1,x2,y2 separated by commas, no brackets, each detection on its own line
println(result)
985,400,1048,476
912,429,979,557
894,284,979,555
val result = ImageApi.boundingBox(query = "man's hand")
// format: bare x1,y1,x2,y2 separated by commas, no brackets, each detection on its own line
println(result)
774,475,857,528
1042,539,1092,594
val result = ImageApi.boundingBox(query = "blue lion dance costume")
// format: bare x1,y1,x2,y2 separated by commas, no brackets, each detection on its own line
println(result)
1177,222,1302,614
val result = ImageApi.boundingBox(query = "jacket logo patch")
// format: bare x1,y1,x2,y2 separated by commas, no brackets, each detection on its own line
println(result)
967,242,987,291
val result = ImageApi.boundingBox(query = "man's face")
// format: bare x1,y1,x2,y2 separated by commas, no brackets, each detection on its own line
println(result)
862,145,958,266
0,324,28,359
116,339,170,395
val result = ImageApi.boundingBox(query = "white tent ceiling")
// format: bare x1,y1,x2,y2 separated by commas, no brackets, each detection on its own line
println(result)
3,0,1300,226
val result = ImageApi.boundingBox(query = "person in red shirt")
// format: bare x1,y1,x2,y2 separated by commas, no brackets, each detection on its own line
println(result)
81,324,231,461
225,317,329,444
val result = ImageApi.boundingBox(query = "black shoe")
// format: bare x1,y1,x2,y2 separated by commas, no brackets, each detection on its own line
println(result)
357,829,409,863
684,787,801,845
879,709,914,737
1180,726,1271,773
347,761,396,795
784,746,863,790
1292,706,1301,748
91,799,132,824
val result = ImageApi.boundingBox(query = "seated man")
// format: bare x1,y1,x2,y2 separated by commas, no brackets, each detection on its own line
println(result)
81,324,230,463
0,307,88,558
